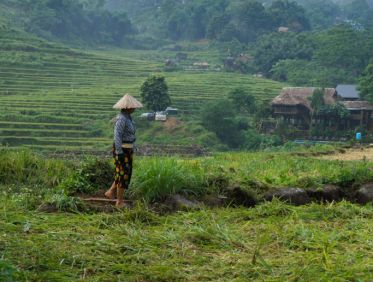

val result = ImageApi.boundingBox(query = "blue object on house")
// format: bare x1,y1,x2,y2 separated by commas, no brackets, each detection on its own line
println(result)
356,132,361,140
336,85,360,101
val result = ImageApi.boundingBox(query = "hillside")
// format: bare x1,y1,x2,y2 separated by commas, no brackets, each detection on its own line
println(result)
0,28,285,153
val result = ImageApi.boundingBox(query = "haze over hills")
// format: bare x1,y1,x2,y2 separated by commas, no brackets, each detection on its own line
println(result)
1,0,373,153
1,2,373,282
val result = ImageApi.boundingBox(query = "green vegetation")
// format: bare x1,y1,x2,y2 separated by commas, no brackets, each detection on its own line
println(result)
200,89,282,150
2,200,373,281
1,1,373,280
1,146,373,281
1,147,372,203
1,0,133,45
358,63,373,103
140,75,171,112
0,28,285,153
254,25,373,86
1,0,373,153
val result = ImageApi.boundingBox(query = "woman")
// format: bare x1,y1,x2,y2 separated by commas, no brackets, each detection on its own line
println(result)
105,94,143,208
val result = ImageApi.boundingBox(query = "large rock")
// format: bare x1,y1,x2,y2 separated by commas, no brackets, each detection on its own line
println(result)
355,183,373,204
201,194,226,207
265,188,311,205
306,185,343,202
165,194,201,210
226,186,257,207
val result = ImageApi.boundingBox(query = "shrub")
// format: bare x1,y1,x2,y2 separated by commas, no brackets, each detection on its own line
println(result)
58,157,113,195
201,99,245,148
243,130,281,150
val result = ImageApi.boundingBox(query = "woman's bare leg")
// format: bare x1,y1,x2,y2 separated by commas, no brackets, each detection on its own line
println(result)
105,181,116,199
116,184,125,208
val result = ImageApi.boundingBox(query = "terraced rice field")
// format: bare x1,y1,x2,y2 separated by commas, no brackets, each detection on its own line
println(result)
0,29,285,153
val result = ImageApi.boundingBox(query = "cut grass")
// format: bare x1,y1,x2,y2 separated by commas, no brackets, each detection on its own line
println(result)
1,200,373,281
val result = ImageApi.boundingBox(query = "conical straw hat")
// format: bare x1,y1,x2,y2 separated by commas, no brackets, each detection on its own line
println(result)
113,94,143,109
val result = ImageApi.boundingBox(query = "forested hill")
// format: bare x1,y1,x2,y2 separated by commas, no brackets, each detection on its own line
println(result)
0,0,133,46
2,0,373,100
2,0,373,47
3,0,373,45
105,0,373,38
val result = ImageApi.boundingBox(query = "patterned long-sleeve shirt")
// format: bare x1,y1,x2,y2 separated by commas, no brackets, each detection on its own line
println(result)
114,112,136,154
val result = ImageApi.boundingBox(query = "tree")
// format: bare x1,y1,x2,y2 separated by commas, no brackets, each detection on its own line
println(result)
22,0,133,45
254,99,273,120
313,25,370,75
206,14,230,39
358,64,373,103
228,88,256,114
268,0,310,32
140,76,171,112
309,88,325,112
342,0,372,27
233,0,272,42
270,59,353,87
201,99,244,148
316,103,350,128
302,0,340,30
253,32,314,75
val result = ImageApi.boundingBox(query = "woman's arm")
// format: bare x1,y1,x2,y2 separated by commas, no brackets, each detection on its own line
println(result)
114,116,126,155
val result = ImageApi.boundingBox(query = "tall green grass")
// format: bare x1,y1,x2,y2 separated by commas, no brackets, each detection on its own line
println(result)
1,147,373,204
0,148,70,187
131,157,205,201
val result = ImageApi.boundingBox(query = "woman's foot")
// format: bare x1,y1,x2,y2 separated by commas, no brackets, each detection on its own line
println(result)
105,182,117,199
115,201,127,208
105,190,115,199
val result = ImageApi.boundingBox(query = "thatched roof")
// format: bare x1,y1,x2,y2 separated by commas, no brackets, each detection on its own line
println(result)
271,87,337,110
342,101,373,110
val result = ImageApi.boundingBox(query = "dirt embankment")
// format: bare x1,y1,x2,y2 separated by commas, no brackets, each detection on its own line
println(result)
319,147,373,161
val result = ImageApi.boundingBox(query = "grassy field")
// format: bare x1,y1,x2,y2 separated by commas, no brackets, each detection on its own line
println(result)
1,146,373,281
0,28,285,154
2,200,373,281
2,146,373,202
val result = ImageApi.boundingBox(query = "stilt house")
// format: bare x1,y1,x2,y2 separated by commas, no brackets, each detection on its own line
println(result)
272,87,373,131
271,87,337,129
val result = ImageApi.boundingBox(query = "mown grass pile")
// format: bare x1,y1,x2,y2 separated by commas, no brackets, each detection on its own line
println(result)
1,199,373,281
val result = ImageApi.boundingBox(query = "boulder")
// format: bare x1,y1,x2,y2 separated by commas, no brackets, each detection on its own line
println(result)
37,203,59,213
226,186,257,207
201,194,226,207
307,185,343,202
265,188,311,205
355,183,373,204
165,194,201,210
